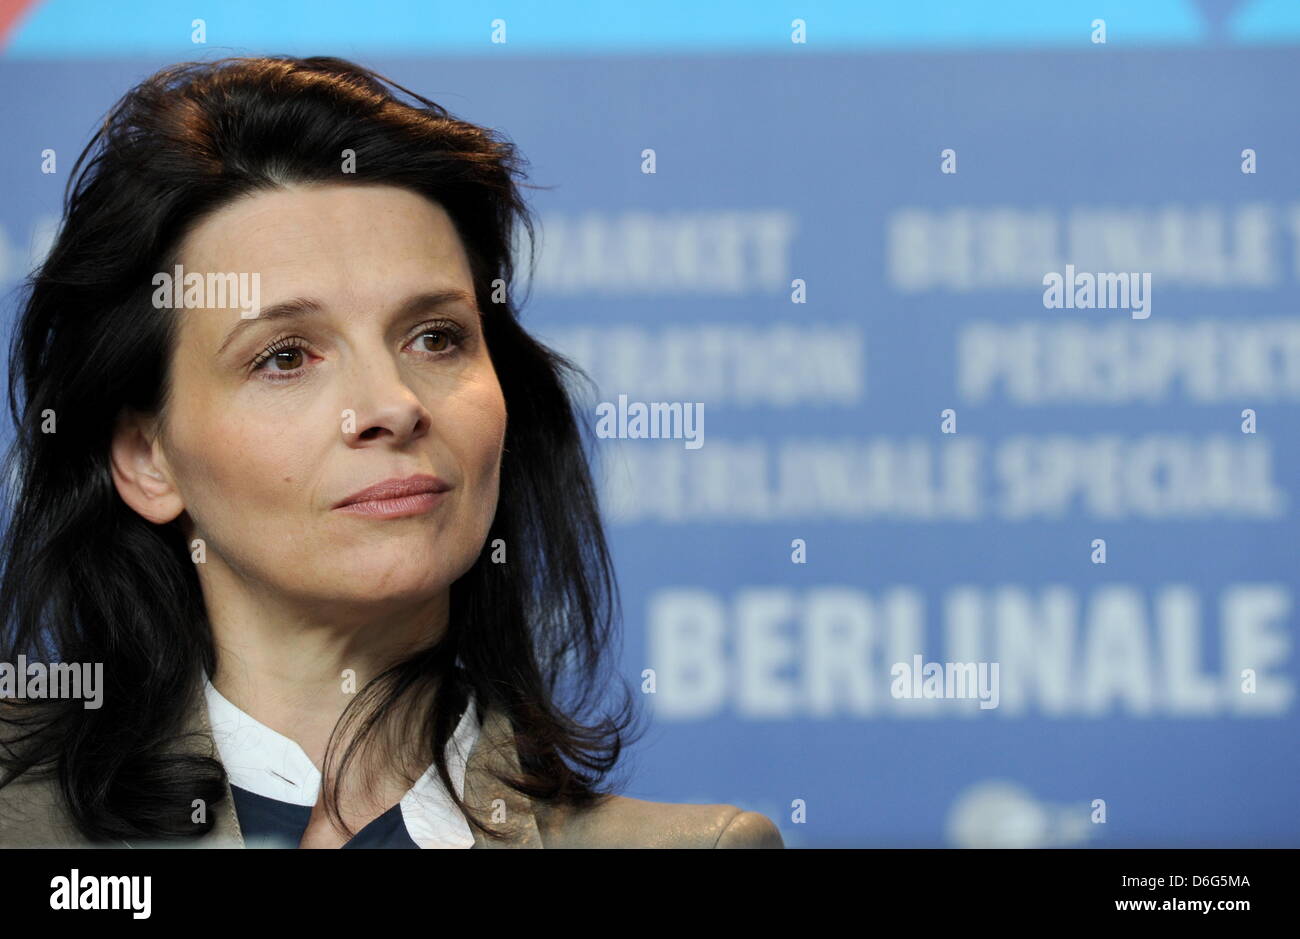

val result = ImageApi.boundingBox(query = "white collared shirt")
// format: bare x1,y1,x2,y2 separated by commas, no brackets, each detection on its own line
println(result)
203,678,480,848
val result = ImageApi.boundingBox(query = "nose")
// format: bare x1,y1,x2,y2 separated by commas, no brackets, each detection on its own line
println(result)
339,350,432,447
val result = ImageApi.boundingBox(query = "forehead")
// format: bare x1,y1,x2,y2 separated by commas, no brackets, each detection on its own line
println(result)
175,183,474,304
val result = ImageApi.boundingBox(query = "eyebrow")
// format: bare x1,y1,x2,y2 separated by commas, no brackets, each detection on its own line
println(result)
215,288,479,357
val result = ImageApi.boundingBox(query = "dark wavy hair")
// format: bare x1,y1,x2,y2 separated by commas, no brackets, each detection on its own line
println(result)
0,54,640,844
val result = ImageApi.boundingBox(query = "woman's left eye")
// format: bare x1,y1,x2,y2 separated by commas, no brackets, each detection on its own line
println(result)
250,322,466,381
406,322,467,359
414,327,455,354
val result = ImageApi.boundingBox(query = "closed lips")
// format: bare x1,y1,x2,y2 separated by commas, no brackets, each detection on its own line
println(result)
333,475,449,508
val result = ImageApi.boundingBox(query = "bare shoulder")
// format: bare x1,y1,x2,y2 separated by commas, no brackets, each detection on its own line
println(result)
535,794,784,849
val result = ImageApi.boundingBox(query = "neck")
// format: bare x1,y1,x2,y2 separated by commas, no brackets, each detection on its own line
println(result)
198,554,451,811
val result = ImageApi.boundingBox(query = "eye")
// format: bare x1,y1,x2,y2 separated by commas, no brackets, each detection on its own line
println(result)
405,318,469,359
250,338,311,379
249,319,468,382
415,327,453,354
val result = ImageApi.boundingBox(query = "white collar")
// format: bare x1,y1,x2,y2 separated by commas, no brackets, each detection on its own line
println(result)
203,678,481,848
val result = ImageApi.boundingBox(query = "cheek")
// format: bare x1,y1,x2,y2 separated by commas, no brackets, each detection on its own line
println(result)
460,384,507,489
488,389,508,472
167,400,312,520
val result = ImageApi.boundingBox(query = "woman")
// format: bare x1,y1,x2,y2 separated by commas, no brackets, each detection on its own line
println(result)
0,55,781,849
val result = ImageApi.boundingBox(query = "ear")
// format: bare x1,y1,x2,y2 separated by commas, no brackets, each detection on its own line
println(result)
109,409,185,525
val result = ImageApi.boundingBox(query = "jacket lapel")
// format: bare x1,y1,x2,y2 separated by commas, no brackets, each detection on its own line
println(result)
184,683,543,849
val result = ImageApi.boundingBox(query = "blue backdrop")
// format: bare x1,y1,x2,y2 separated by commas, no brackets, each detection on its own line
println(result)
1,0,1295,847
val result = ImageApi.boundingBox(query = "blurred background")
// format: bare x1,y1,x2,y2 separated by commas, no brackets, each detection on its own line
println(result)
1,0,1296,847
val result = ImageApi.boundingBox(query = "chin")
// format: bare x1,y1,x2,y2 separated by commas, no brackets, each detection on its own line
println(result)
349,562,462,596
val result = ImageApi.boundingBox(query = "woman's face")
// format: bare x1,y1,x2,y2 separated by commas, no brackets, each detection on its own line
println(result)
112,183,507,616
